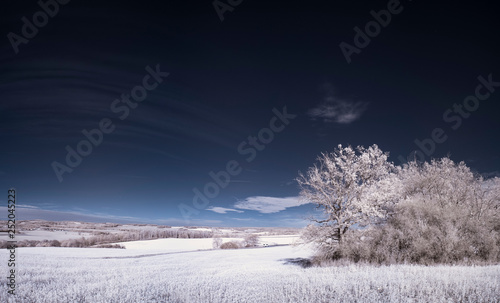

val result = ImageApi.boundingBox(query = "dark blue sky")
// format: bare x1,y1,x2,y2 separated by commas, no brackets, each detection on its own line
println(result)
1,0,499,227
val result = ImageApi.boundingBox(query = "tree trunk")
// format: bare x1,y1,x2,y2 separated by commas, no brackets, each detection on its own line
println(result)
337,227,342,244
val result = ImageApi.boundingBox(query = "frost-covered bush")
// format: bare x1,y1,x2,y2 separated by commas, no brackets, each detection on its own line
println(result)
220,241,241,249
363,202,500,264
94,244,125,249
340,159,500,265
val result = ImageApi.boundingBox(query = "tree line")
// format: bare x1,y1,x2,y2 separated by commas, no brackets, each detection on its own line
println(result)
0,228,215,248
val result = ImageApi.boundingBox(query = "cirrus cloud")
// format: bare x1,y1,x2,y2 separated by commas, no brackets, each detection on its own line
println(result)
234,196,309,214
206,206,244,214
308,83,368,124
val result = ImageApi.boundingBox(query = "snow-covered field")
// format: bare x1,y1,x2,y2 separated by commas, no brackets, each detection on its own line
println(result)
113,235,299,252
1,244,499,302
114,237,238,252
6,230,93,242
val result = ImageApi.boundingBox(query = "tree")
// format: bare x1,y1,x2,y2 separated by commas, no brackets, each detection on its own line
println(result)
243,234,260,247
212,236,222,249
297,144,395,252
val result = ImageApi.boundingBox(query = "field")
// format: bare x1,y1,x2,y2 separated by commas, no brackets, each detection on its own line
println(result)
1,241,499,302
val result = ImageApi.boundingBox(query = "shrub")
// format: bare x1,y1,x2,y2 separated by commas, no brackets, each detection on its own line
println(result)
220,241,240,249
94,244,125,249
336,200,500,265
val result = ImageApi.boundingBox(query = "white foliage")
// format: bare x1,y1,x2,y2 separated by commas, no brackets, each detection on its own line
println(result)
297,144,395,244
396,158,500,222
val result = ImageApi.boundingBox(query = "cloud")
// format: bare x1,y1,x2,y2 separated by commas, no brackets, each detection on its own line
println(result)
308,84,367,124
206,206,244,214
0,206,222,226
234,196,309,213
0,206,138,223
280,179,295,186
16,204,39,209
231,217,253,221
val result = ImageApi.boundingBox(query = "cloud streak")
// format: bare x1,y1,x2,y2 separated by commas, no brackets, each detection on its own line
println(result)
0,206,221,226
308,84,368,124
206,206,244,214
234,196,309,214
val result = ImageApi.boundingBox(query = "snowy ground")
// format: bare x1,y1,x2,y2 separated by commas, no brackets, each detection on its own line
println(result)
113,235,300,252
115,237,237,252
4,230,93,241
1,244,499,302
259,235,299,245
0,221,299,244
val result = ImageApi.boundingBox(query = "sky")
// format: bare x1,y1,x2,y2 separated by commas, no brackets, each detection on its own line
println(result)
0,0,499,227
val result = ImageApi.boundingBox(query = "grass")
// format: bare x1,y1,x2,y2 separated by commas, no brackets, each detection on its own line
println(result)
1,245,499,302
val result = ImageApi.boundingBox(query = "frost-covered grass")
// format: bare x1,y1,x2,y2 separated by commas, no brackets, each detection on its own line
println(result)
113,235,299,252
1,245,499,302
114,237,232,252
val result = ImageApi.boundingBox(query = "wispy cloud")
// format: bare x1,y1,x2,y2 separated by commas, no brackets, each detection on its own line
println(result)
234,196,309,214
308,84,367,124
0,206,138,223
231,217,253,221
16,204,39,209
280,179,295,186
0,206,221,226
207,206,244,214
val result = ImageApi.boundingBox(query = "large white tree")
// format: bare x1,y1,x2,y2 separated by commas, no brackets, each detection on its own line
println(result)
297,144,396,249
